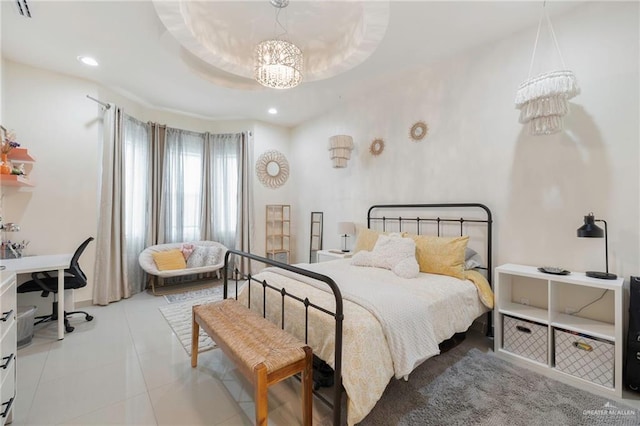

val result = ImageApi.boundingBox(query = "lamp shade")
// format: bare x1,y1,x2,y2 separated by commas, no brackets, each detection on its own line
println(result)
337,222,355,236
577,213,604,238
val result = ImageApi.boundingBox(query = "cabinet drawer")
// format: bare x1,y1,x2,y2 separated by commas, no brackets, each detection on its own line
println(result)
554,328,614,388
0,284,16,342
0,358,15,426
503,315,548,364
0,324,16,390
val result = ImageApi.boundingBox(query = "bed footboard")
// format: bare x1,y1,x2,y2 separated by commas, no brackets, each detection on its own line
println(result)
223,248,344,426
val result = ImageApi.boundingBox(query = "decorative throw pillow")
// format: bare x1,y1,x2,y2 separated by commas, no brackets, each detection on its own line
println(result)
152,249,187,271
351,234,419,279
353,227,383,253
352,227,406,253
409,235,469,279
181,243,195,260
187,245,222,268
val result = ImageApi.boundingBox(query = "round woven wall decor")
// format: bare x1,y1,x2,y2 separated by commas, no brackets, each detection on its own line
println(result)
369,138,385,156
255,150,289,189
409,121,428,141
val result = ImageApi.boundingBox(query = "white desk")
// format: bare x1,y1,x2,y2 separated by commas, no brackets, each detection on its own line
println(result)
0,254,72,340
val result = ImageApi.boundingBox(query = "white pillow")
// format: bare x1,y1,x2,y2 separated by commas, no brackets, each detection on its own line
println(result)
350,234,419,279
187,245,221,268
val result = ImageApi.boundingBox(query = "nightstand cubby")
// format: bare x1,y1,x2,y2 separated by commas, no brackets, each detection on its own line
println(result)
494,263,623,397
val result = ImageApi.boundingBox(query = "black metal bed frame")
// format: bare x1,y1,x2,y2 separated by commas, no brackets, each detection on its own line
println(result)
223,249,345,425
367,203,494,335
223,203,493,426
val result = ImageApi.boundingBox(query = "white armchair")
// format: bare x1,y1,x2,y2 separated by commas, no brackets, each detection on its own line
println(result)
139,241,227,294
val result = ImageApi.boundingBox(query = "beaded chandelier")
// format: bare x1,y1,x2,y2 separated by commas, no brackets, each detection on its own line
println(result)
254,0,303,89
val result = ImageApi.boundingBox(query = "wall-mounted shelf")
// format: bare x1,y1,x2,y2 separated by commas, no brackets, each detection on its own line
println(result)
1,148,35,187
7,148,35,163
0,175,34,187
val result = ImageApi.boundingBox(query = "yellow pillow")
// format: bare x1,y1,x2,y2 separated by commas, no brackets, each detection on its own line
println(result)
353,227,384,253
353,227,408,253
152,249,187,271
410,235,469,279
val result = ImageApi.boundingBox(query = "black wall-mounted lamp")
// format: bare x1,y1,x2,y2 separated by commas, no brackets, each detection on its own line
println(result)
577,213,617,280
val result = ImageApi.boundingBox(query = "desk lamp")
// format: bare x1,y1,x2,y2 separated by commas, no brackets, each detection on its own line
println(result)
577,213,617,279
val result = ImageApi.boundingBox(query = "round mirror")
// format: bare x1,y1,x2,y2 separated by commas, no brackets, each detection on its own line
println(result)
266,161,280,177
255,150,290,189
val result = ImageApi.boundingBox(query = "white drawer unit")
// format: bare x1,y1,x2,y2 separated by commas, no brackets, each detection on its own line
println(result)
494,264,623,398
0,272,17,426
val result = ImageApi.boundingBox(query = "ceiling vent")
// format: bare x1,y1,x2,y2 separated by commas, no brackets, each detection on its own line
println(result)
16,0,31,18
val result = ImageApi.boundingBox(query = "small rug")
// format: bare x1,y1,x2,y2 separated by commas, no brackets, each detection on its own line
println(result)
159,295,221,355
164,284,225,304
362,347,639,425
159,283,240,355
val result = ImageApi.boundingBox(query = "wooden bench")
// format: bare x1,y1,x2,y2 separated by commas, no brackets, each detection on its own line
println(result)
191,299,313,426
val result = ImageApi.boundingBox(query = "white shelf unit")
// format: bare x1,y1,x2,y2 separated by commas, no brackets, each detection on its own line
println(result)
494,263,624,397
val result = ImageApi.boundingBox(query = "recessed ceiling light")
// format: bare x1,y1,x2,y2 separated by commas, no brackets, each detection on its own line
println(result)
77,56,99,67
268,108,278,115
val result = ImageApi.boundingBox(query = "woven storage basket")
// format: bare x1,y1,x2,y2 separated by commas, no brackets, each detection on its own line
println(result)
503,315,548,364
554,328,614,388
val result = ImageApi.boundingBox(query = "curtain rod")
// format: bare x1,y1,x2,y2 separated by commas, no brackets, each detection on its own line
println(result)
86,95,111,110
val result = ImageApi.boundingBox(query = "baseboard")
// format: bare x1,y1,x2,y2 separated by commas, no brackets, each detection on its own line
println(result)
75,299,93,308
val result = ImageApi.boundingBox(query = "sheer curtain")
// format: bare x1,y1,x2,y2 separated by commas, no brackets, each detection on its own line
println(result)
162,128,205,242
205,133,242,249
122,115,150,293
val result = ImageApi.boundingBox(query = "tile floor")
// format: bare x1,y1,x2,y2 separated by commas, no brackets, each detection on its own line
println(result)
13,291,333,425
12,291,640,425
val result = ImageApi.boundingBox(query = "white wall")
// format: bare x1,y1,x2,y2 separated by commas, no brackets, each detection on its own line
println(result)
289,2,639,284
251,122,293,259
1,60,290,309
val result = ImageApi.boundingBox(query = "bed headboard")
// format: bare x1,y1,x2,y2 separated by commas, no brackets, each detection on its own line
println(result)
367,203,493,285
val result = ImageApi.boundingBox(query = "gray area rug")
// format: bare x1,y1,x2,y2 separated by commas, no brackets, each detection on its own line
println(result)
159,283,238,355
361,345,639,425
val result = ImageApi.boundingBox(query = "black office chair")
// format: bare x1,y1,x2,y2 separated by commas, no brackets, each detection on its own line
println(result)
17,237,95,333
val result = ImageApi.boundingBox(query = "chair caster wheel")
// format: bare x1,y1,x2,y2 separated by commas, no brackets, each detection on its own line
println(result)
65,326,75,333
86,315,94,321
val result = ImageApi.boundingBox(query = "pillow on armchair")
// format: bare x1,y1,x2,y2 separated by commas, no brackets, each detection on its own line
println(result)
152,249,187,271
187,245,222,268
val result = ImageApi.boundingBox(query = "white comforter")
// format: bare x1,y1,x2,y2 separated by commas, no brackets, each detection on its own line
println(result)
239,259,487,425
278,261,442,378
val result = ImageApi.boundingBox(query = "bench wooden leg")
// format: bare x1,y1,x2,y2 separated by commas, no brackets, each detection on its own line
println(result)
191,309,199,368
302,347,313,426
255,363,268,426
